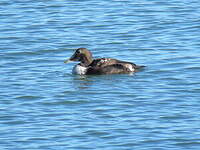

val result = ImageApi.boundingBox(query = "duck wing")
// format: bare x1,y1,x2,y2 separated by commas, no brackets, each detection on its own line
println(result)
87,58,145,75
87,64,130,75
87,58,137,74
90,58,143,69
89,58,119,68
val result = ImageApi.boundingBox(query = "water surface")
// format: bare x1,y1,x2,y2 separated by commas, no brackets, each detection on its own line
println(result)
1,0,200,149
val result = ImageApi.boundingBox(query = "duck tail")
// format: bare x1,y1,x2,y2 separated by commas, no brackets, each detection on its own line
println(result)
135,65,146,70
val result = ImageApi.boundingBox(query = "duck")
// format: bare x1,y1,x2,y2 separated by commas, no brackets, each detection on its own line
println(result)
64,48,145,75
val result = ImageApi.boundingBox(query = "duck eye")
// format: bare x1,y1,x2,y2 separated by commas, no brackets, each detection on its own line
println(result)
77,50,81,54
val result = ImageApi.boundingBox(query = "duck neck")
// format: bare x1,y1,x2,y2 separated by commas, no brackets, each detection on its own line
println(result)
81,55,93,66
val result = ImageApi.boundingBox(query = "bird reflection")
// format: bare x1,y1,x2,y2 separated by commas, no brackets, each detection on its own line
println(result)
72,74,131,90
72,75,93,89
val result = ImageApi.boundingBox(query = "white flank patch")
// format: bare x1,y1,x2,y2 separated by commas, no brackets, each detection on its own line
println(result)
125,64,135,72
72,64,87,75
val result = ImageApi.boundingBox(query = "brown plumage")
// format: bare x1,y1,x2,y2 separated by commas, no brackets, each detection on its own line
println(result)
64,48,145,75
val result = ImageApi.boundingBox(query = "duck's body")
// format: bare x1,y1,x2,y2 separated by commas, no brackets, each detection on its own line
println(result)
65,48,145,75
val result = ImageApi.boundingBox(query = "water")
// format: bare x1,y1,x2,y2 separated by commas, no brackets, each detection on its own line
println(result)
1,0,200,149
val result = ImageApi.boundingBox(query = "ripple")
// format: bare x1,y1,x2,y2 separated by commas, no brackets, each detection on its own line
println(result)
41,99,90,106
15,95,43,100
1,0,200,150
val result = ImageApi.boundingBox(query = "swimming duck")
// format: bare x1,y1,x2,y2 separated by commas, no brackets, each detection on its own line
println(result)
64,48,145,75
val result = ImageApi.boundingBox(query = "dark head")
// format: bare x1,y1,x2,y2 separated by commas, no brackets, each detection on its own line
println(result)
64,48,93,65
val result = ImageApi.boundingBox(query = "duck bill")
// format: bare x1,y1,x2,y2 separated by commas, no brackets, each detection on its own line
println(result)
64,59,73,63
64,56,77,64
64,53,79,63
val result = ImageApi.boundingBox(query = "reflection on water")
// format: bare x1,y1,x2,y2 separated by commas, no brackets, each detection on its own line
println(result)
72,75,94,89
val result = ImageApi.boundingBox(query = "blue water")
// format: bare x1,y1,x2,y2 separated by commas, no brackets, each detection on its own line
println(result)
1,0,200,149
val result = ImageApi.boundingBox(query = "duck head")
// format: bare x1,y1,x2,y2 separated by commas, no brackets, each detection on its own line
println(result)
64,48,93,66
